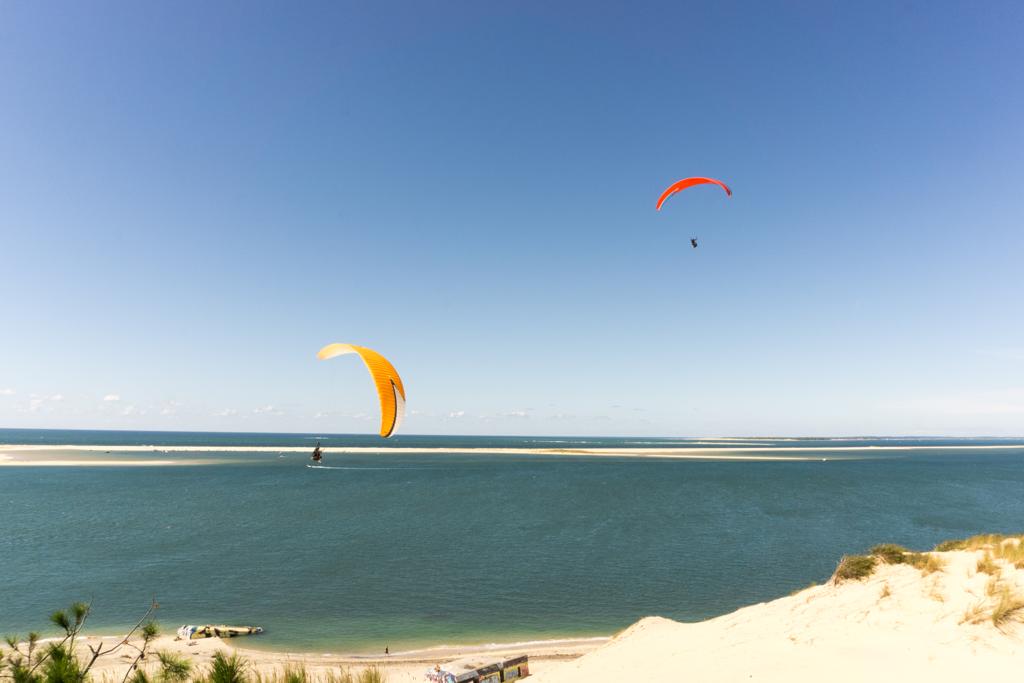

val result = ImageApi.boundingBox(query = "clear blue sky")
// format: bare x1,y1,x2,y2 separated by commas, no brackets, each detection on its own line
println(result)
2,2,1022,436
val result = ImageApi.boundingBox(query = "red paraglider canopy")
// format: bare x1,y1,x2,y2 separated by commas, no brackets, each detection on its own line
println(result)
655,177,732,211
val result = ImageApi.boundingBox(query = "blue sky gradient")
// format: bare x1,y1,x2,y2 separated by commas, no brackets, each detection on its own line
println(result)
2,2,1022,435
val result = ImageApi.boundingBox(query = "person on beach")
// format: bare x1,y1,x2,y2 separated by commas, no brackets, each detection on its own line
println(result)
385,646,389,656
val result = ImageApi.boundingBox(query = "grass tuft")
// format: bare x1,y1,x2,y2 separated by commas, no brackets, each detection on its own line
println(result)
207,651,249,683
870,544,910,564
832,555,877,583
905,552,945,574
322,668,355,683
991,588,1024,629
976,553,999,575
282,665,308,683
157,650,192,683
934,539,967,552
356,666,386,683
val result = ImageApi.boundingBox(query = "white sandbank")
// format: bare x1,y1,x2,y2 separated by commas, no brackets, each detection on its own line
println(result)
1,442,1021,467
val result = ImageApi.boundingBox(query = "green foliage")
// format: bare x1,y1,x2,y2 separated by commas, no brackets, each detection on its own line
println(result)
129,670,153,683
6,658,40,683
70,604,90,630
207,652,249,683
934,539,966,552
39,642,83,683
869,544,910,564
832,554,877,582
2,601,159,683
141,623,159,643
282,665,308,683
355,667,386,683
321,668,355,683
904,552,944,574
49,611,72,636
156,651,192,683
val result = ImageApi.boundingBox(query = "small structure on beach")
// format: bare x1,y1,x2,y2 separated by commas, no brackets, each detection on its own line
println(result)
176,624,263,640
425,655,529,683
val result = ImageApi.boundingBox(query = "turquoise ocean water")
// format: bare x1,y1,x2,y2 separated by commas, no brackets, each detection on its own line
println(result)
1,429,1023,653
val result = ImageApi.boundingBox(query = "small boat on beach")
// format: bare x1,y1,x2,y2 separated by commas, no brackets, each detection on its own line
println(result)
176,625,264,640
426,655,529,683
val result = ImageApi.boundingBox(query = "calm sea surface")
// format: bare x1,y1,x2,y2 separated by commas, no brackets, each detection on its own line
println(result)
1,429,1022,652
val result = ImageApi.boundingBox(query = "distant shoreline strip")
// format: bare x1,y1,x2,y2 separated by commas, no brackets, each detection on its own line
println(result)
0,442,1021,467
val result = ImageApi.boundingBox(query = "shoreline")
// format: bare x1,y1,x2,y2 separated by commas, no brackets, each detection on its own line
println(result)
43,631,607,683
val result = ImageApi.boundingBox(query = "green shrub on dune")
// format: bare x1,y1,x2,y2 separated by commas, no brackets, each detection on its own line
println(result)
869,544,910,564
832,554,877,582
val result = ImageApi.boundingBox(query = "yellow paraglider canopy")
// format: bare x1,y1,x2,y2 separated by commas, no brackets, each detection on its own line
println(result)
317,343,406,438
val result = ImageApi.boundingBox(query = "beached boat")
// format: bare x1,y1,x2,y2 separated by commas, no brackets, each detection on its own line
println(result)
176,624,264,640
426,655,529,683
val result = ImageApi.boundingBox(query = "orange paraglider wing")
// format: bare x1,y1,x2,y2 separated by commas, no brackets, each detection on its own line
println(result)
317,343,406,438
655,177,732,210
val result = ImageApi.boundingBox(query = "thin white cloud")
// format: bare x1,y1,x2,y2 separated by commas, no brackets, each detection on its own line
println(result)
213,408,239,417
27,393,63,412
0,388,14,396
252,405,284,416
121,405,145,416
447,410,466,419
313,411,370,420
103,394,121,402
159,400,181,416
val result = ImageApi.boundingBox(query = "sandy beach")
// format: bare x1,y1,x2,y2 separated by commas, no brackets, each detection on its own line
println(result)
17,539,1022,683
55,634,602,683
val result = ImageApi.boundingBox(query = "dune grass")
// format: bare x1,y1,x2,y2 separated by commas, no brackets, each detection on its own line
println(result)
869,544,911,564
991,588,1024,630
908,552,945,574
204,651,249,683
355,667,386,683
249,666,381,683
977,553,999,575
832,555,877,583
934,533,1024,553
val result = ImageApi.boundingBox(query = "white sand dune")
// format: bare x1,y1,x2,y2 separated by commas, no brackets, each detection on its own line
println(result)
533,545,1024,682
